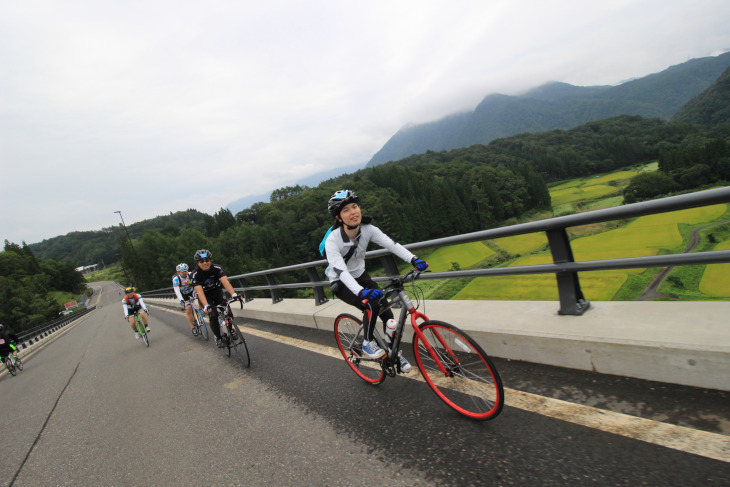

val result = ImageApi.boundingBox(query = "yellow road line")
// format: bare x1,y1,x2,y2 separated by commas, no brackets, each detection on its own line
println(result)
240,325,730,463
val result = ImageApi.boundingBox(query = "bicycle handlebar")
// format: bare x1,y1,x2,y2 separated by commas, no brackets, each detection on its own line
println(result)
210,296,243,311
360,267,426,305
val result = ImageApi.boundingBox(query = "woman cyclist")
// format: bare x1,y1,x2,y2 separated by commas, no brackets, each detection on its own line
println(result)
323,189,428,372
190,249,242,347
172,263,198,335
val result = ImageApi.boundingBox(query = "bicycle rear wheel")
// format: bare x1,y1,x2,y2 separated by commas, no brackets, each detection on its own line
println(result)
5,358,16,376
334,313,385,385
230,323,250,368
413,320,504,420
195,309,209,341
223,332,231,357
15,357,23,371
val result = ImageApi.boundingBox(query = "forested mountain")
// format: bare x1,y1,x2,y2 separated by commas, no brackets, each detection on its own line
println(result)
367,51,730,167
28,209,208,267
0,241,88,332
673,66,730,125
120,113,730,292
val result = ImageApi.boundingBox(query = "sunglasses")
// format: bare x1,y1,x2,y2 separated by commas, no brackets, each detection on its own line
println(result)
198,258,211,263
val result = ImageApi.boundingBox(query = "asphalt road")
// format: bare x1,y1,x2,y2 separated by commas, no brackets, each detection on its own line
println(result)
1,281,728,486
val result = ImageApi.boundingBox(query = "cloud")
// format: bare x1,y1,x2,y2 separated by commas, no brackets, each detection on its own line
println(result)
2,0,730,245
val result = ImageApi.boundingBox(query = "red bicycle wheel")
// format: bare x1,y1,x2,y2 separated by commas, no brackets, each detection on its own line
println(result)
334,313,385,385
413,321,504,420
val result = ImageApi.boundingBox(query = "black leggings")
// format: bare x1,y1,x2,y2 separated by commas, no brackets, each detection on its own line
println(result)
199,289,227,339
332,271,394,342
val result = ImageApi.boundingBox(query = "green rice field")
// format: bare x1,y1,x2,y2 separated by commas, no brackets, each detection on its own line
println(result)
419,162,729,301
699,239,730,297
425,241,494,272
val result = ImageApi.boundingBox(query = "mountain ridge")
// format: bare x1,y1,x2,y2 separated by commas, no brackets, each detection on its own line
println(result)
367,51,730,167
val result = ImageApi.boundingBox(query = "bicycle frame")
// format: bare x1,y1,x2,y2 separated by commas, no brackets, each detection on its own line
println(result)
213,297,243,341
365,271,457,377
131,311,149,347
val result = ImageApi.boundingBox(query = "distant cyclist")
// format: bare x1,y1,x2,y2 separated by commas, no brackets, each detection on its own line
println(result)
122,286,150,339
190,249,242,348
172,263,198,336
323,189,428,371
0,324,20,364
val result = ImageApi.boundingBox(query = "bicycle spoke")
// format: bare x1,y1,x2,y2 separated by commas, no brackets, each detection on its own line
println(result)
414,321,504,420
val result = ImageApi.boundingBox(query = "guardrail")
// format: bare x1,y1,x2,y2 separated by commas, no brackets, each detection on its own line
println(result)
16,306,96,349
141,187,730,315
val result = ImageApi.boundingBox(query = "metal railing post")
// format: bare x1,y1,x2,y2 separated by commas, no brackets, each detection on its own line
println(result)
547,228,590,315
236,277,255,302
380,254,400,277
306,267,329,305
265,273,284,304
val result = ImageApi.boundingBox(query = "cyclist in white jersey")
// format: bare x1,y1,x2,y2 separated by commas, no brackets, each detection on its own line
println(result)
323,189,428,370
122,287,150,339
172,263,198,335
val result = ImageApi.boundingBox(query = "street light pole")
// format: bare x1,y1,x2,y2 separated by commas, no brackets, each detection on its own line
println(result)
114,210,134,252
114,210,138,285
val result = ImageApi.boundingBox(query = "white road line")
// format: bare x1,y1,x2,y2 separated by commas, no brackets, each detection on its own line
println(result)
240,325,730,463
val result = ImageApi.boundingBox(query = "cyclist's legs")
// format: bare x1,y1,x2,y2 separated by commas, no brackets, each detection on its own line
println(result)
182,293,195,328
201,289,225,339
333,273,394,341
139,310,149,326
128,315,138,332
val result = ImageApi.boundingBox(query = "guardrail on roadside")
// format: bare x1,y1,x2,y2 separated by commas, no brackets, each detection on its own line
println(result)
141,187,730,316
16,307,96,349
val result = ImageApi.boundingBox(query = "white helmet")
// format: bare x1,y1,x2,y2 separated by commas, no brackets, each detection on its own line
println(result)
176,263,189,272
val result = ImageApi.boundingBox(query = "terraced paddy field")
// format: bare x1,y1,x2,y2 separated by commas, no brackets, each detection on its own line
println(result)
419,163,729,301
699,239,730,297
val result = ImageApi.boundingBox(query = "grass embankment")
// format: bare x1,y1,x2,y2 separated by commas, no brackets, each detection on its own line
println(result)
85,262,127,286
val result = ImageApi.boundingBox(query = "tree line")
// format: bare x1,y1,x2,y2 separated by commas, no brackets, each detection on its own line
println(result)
0,241,88,333
120,160,552,292
623,128,730,202
16,113,729,302
86,115,730,291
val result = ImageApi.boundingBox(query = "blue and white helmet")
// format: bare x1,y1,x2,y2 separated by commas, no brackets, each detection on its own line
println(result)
194,249,213,261
176,263,189,272
328,189,360,217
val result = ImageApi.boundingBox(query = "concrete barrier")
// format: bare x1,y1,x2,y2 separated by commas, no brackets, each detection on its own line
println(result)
145,297,730,391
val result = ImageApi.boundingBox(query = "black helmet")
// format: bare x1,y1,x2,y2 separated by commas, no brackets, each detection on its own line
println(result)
124,286,135,293
328,189,360,218
194,249,213,261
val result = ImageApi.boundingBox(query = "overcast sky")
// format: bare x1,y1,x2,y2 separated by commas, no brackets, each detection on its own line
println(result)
2,0,729,246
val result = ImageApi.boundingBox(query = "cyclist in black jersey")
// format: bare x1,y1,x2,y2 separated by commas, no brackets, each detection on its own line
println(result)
323,189,428,369
190,249,242,347
0,324,20,363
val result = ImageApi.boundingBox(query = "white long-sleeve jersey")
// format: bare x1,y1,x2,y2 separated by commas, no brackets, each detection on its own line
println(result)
324,223,415,295
122,293,147,316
